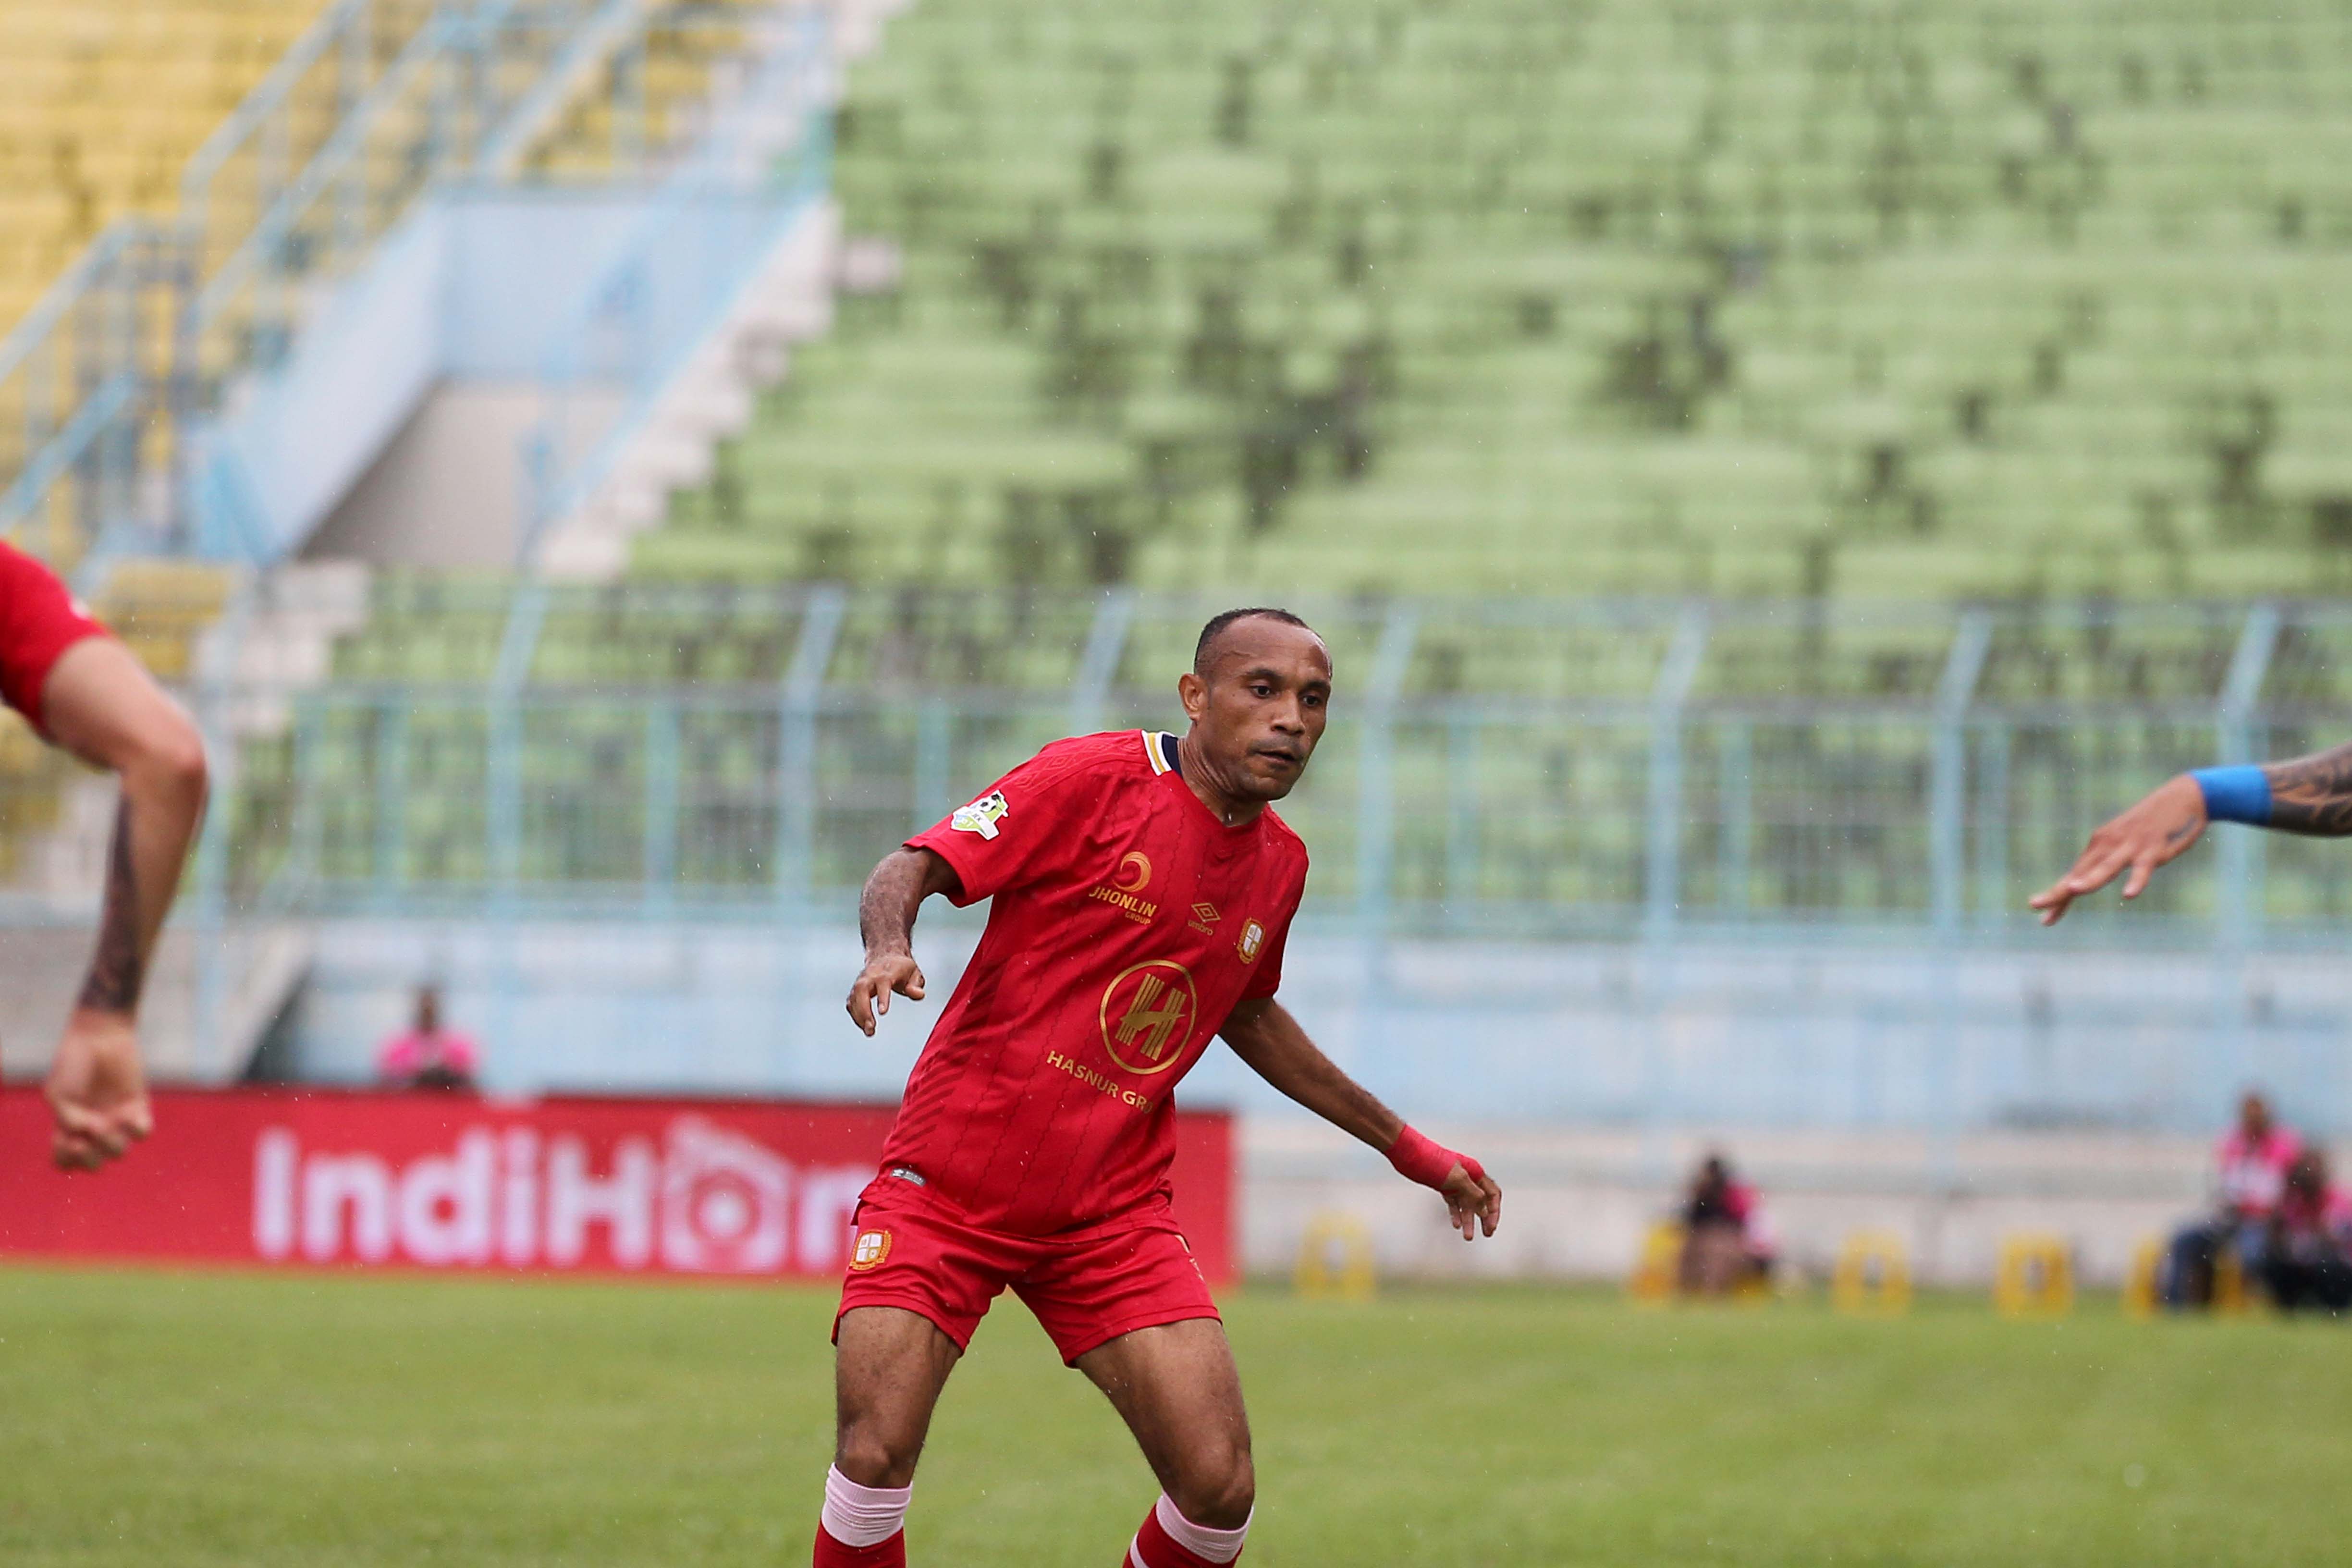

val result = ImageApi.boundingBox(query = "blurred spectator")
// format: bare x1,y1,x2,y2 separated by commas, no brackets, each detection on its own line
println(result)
1677,1152,1776,1296
2261,1151,2352,1315
2163,1092,2301,1308
374,986,479,1092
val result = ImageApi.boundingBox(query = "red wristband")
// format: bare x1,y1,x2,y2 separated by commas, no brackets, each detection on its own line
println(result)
1387,1125,1481,1191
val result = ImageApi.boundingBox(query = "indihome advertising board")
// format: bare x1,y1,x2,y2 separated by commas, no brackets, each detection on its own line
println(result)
0,1090,1236,1283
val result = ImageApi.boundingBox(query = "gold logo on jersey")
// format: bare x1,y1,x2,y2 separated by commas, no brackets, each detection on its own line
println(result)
950,791,1009,840
1237,919,1267,963
1099,960,1198,1076
848,1230,893,1272
1188,901,1221,935
1089,851,1159,924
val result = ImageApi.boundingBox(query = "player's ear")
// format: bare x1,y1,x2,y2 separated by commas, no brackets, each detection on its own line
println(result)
1177,670,1208,723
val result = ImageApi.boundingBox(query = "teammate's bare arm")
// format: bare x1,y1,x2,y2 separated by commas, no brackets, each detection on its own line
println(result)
2030,739,2352,925
1220,996,1502,1239
38,638,209,1170
845,846,963,1035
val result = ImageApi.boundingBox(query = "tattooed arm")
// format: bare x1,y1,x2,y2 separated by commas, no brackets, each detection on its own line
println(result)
2260,741,2352,834
35,638,209,1170
2030,739,2352,926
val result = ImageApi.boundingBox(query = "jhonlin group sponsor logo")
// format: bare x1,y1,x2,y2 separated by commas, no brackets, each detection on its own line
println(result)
250,1115,873,1275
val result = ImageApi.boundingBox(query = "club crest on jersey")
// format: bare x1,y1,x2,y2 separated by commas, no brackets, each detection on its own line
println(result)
848,1229,893,1272
1237,919,1267,963
950,791,1009,840
1099,959,1198,1076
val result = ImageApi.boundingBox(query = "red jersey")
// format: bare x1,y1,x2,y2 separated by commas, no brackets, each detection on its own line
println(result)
0,541,108,735
883,728,1308,1235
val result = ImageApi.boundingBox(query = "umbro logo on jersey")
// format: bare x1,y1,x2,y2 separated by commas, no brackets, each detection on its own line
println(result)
1188,901,1220,935
951,790,1010,839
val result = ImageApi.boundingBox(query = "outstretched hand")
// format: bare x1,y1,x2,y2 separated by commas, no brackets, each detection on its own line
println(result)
45,1008,153,1172
1441,1161,1503,1241
2028,773,2207,926
846,951,927,1036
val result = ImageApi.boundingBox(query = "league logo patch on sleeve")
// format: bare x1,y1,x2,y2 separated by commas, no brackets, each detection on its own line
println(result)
950,790,1010,840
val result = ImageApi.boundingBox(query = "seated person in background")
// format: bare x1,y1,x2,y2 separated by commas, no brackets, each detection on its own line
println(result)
374,986,479,1092
2261,1151,2352,1315
1677,1152,1776,1296
2164,1092,2300,1308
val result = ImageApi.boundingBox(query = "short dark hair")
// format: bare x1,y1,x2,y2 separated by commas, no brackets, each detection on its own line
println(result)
1194,606,1316,676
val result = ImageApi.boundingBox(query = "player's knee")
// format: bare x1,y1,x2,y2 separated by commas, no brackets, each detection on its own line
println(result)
1169,1444,1253,1530
833,1424,923,1490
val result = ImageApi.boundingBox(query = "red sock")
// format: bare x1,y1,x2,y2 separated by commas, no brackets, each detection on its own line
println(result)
1128,1500,1248,1567
813,1526,905,1568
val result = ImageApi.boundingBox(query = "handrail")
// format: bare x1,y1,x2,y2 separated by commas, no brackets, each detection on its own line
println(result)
519,4,832,552
0,225,146,397
179,0,374,205
192,10,470,323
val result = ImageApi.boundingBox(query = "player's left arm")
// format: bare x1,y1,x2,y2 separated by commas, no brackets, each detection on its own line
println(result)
2030,740,2352,925
38,638,210,1170
1219,996,1501,1240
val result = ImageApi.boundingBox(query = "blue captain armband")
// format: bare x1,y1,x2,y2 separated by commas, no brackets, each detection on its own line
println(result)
2192,765,2273,826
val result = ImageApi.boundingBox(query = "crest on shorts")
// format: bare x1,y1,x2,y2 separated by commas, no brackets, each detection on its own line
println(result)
950,791,1009,840
848,1229,894,1272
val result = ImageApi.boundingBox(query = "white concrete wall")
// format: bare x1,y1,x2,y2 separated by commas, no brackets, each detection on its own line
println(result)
304,382,623,568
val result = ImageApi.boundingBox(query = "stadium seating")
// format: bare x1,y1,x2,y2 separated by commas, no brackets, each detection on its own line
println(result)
622,0,2352,601
0,0,342,333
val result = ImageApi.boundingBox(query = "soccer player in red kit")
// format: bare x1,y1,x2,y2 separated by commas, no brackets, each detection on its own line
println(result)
0,541,209,1171
820,608,1503,1568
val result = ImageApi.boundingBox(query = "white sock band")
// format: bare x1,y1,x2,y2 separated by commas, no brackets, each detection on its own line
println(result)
821,1465,911,1548
1154,1493,1251,1564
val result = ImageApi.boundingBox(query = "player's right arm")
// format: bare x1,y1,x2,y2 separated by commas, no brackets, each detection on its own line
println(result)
845,846,963,1035
38,638,210,1170
2030,740,2352,925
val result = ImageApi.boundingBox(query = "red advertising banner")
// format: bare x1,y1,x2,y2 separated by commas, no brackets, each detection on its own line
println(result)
0,1089,1235,1283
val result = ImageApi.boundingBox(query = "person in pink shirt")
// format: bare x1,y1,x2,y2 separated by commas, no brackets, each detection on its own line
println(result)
2260,1150,2352,1314
374,986,480,1092
2163,1092,2300,1308
1677,1152,1776,1296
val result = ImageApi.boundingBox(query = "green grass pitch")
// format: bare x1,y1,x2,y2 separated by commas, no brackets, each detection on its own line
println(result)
1,1266,2346,1566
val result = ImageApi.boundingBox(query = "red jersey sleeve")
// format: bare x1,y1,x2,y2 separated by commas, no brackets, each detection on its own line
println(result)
0,542,109,735
905,739,1103,906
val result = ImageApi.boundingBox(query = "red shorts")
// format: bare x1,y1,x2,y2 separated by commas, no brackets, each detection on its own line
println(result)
833,1184,1219,1364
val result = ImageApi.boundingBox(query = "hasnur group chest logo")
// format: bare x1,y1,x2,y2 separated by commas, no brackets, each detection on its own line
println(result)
951,790,1009,839
1099,959,1198,1076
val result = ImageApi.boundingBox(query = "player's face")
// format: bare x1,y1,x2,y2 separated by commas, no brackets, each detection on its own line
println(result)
1182,621,1332,801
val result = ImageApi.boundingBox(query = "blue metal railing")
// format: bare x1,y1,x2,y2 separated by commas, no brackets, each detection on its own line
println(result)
518,4,834,560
